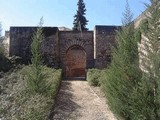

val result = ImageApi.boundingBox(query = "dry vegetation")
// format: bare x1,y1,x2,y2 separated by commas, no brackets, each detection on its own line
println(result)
0,66,61,120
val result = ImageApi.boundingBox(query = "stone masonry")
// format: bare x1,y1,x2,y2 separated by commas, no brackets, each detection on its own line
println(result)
94,26,120,69
0,5,148,79
7,10,146,78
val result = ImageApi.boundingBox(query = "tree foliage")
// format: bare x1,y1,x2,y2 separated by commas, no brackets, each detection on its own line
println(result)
139,0,160,119
0,23,12,72
101,0,142,119
101,0,160,119
31,18,43,68
27,18,51,95
73,0,88,31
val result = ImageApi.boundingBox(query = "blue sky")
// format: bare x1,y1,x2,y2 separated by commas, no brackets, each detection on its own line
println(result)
0,0,150,35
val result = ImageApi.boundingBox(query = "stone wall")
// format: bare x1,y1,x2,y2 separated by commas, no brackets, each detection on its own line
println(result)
10,27,36,63
9,26,120,71
94,26,120,69
58,31,94,70
9,27,59,66
41,27,59,67
7,8,151,79
134,10,148,72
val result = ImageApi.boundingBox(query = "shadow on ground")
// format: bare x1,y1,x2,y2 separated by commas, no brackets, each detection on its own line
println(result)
49,81,82,120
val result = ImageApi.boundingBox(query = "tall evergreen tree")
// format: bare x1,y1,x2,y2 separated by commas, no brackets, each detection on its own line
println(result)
101,0,141,119
101,0,160,119
73,0,88,31
27,18,50,95
139,0,160,119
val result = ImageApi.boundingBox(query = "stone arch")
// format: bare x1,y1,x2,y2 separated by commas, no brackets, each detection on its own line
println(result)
64,45,86,78
61,39,87,58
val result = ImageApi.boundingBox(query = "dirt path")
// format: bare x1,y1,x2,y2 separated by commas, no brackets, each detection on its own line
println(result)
51,81,117,120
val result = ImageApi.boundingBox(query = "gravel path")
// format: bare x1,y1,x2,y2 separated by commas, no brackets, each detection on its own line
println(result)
51,81,117,120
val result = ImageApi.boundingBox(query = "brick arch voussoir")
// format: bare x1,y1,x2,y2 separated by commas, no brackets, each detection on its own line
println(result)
61,40,87,60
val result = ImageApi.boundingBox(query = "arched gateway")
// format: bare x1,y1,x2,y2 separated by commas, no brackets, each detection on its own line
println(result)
65,45,86,79
9,27,117,78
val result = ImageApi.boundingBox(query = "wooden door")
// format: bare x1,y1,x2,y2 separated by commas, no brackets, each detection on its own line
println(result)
65,46,86,78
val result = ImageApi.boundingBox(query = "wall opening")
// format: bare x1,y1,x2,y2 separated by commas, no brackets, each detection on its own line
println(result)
64,45,86,79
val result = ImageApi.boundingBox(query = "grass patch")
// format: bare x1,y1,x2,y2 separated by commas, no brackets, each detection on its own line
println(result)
0,66,61,120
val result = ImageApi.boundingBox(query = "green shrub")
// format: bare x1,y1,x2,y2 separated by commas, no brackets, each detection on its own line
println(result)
27,66,61,96
136,0,160,119
87,69,103,86
0,44,12,72
87,69,99,86
101,1,142,119
0,66,62,119
101,1,160,119
24,66,61,119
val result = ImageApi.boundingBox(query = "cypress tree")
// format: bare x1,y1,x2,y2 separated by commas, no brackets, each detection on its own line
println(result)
139,0,160,119
31,18,43,69
101,0,160,119
27,18,49,94
102,0,141,119
73,0,88,31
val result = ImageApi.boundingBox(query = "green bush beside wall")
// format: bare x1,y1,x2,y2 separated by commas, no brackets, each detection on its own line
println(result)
87,69,106,86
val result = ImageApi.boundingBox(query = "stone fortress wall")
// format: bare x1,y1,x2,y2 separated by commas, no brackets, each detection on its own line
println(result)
2,10,147,78
9,27,59,65
7,25,119,69
94,26,120,69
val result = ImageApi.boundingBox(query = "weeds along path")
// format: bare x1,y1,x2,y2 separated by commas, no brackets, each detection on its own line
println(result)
51,81,117,120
